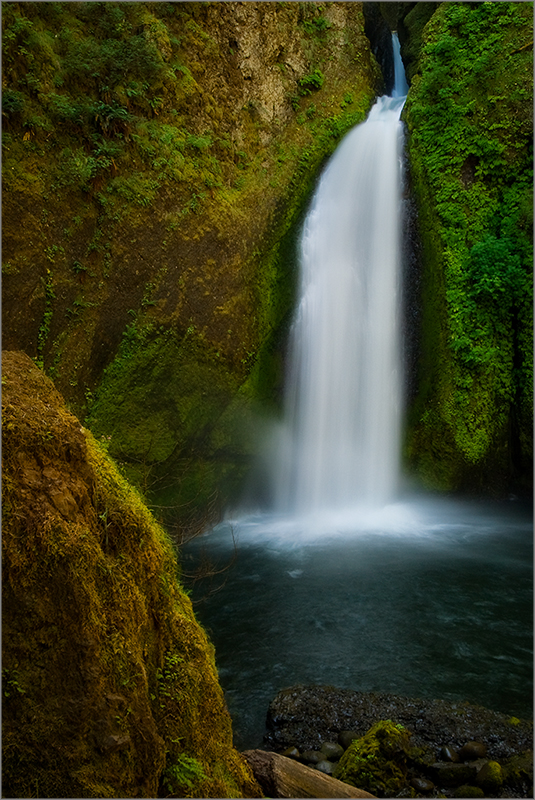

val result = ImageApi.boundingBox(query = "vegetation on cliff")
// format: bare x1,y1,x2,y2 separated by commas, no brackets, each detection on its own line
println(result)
401,1,533,493
2,350,262,798
2,1,380,517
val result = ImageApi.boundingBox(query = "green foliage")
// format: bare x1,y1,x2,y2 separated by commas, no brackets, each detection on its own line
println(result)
36,269,55,370
2,667,26,699
154,651,184,706
467,235,525,302
302,15,331,35
404,1,533,487
298,68,325,94
2,89,25,117
107,174,161,207
162,754,207,795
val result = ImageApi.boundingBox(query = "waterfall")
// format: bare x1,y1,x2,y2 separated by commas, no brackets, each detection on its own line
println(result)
273,34,408,516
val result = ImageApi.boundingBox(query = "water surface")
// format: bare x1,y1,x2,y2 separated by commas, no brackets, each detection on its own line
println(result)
183,495,533,750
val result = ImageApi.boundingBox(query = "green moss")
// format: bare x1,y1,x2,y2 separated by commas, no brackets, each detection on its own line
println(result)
476,760,503,793
453,786,484,799
404,1,533,492
334,720,412,797
502,750,533,789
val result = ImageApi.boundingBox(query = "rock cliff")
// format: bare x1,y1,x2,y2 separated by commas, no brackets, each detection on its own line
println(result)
2,1,380,517
2,350,262,798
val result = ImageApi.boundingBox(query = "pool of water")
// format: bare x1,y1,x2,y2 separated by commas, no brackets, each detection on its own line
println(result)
182,494,533,750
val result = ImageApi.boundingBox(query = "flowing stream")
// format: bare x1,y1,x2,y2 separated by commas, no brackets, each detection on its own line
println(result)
183,36,533,749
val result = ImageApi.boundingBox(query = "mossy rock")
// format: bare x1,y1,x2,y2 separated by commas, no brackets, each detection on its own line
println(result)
453,786,484,799
334,720,412,797
2,1,380,520
2,350,262,798
502,749,533,791
476,760,503,793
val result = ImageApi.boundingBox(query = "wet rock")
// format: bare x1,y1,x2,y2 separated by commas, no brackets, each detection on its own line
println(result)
321,741,345,761
452,785,484,798
335,720,412,797
459,741,487,761
430,762,478,787
476,760,503,792
339,731,360,750
440,744,460,762
264,685,533,760
502,749,533,789
281,746,300,759
316,759,335,775
410,776,434,792
301,750,324,764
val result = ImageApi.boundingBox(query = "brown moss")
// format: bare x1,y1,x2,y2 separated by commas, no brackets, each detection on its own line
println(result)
2,350,262,798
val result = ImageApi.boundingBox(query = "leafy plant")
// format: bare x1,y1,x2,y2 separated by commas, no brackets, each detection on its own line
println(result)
162,754,207,794
298,68,325,95
2,667,26,699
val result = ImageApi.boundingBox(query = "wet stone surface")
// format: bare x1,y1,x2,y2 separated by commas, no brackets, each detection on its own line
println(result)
264,685,532,758
261,685,533,797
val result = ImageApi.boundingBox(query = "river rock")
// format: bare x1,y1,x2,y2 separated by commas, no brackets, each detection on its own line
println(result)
452,785,484,798
410,776,435,792
440,744,460,762
316,759,335,775
476,760,503,792
281,746,300,759
430,762,478,786
339,731,360,750
321,741,345,760
264,685,533,759
301,750,324,765
459,741,487,761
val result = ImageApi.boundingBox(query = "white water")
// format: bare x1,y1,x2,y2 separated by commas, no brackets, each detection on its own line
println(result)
272,35,407,515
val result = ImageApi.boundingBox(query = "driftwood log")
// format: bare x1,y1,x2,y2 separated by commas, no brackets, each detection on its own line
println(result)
243,750,376,799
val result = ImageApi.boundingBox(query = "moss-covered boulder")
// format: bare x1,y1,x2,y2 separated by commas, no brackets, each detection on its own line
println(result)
333,720,412,797
2,350,262,798
476,760,503,793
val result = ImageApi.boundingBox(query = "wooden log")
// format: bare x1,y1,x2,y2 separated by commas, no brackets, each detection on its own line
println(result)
243,749,376,799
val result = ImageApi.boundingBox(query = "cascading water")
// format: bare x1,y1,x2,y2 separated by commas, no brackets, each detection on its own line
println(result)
184,35,532,751
273,34,408,514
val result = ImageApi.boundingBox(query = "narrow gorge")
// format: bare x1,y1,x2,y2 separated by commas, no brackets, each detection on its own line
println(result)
2,2,533,798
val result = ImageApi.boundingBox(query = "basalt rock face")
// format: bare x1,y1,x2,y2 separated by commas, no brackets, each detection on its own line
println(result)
2,350,262,798
2,2,380,519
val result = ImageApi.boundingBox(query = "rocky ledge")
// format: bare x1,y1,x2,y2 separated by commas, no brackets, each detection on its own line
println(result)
257,685,532,798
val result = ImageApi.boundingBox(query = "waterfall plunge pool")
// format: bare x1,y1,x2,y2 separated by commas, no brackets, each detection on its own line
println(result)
182,37,532,752
182,494,533,750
